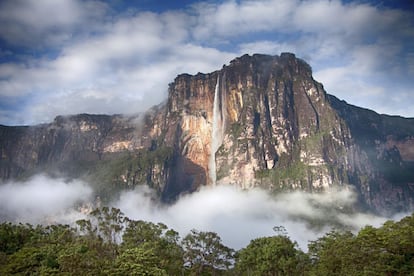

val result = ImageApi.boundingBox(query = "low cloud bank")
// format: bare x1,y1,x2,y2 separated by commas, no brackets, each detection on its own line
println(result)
115,185,406,250
0,174,92,224
0,175,407,250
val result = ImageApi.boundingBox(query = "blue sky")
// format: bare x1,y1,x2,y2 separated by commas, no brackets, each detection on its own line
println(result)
0,0,413,125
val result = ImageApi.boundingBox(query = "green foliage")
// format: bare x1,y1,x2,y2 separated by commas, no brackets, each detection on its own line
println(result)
88,146,173,201
89,207,126,245
113,247,167,275
273,160,308,182
182,229,235,275
121,220,184,275
256,158,309,192
0,222,36,254
58,237,113,275
308,215,414,275
307,230,356,275
1,210,414,275
236,235,309,275
43,146,174,203
300,131,326,152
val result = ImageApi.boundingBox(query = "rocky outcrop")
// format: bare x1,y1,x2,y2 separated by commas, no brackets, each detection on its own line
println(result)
163,54,338,187
1,53,413,214
157,53,414,213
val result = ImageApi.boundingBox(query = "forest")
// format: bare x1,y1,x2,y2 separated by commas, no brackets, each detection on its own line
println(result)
1,207,413,275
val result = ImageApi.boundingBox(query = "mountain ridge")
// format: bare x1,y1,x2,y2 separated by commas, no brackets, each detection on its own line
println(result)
1,53,413,214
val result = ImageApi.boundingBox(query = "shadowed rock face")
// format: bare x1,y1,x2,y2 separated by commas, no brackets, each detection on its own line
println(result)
1,114,149,175
1,53,413,214
327,95,414,213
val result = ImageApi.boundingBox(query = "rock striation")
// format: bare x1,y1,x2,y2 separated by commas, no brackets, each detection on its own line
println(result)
1,53,413,214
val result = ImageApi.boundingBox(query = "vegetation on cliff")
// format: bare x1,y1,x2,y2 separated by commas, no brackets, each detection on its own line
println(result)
84,146,174,201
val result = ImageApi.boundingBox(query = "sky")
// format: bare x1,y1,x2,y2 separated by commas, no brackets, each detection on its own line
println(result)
0,0,413,125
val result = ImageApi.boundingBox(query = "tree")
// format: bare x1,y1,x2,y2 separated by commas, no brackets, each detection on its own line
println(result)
113,247,167,275
182,229,235,275
307,230,355,275
75,206,126,263
0,222,36,255
121,220,184,275
236,235,309,275
0,224,77,275
57,235,114,275
122,220,167,247
89,207,126,245
308,215,414,276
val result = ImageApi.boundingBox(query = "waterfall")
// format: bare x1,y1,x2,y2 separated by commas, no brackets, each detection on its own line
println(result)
209,75,222,186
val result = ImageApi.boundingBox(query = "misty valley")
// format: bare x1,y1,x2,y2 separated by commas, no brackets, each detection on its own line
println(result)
0,170,413,275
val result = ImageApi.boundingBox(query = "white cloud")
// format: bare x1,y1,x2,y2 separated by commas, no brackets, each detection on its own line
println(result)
0,174,92,224
0,175,406,250
193,0,414,71
0,0,413,124
238,41,298,56
17,42,234,124
0,0,107,47
0,6,235,124
313,38,414,117
114,185,399,250
190,0,413,45
191,0,297,39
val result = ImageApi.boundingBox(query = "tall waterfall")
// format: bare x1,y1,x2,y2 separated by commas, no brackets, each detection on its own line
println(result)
209,76,223,186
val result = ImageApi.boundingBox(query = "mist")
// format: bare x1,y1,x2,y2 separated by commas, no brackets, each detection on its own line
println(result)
0,175,406,250
0,174,92,224
114,184,405,250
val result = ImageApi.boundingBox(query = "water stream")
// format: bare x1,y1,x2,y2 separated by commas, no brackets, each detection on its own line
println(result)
209,76,222,186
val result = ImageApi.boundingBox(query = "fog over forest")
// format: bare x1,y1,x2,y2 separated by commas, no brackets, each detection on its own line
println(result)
0,174,406,250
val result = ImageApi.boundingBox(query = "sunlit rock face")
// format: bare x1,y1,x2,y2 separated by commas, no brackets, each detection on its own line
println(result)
215,54,352,190
1,53,414,214
158,53,414,213
163,72,217,184
161,54,355,192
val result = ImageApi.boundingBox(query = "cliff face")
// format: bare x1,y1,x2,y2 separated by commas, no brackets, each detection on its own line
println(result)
0,114,143,175
1,53,413,214
327,96,414,212
150,53,414,212
0,111,171,199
